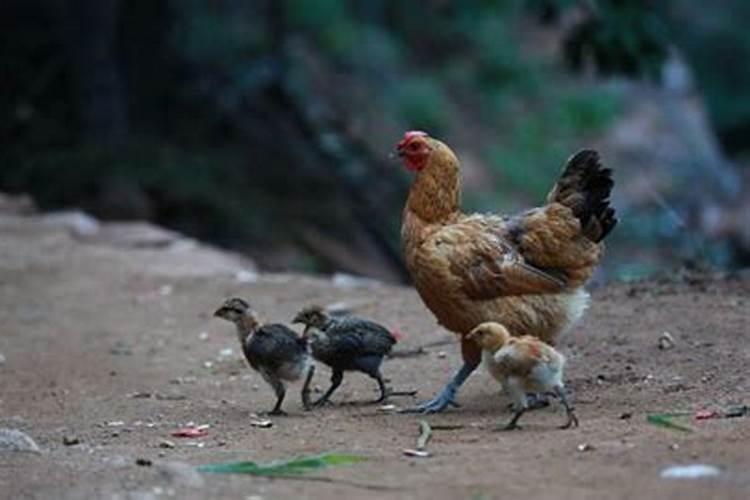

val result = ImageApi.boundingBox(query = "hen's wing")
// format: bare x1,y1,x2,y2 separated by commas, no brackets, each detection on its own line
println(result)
431,219,567,300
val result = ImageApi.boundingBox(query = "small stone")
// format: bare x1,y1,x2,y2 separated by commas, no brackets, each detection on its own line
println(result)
660,464,721,479
136,458,153,467
0,428,41,453
159,440,176,449
63,436,80,446
198,332,209,341
235,269,258,283
577,443,594,452
0,352,6,365
437,351,447,359
669,443,680,451
619,412,632,420
658,332,675,350
218,348,234,358
249,419,273,428
403,448,430,458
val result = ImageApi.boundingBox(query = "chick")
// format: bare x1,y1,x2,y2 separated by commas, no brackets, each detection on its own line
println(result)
466,322,578,430
214,298,314,415
293,305,398,405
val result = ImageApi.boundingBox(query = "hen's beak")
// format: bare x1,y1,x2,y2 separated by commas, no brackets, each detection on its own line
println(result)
213,307,225,318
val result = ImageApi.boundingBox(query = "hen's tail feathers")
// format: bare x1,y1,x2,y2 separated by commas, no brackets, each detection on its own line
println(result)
547,149,617,242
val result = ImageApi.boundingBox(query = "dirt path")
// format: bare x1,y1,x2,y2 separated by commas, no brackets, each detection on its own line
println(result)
1,212,749,499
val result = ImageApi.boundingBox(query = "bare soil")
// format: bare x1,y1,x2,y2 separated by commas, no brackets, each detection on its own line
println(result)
1,212,749,499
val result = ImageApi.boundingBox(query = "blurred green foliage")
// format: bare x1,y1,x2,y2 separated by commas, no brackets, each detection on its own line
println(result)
1,0,749,278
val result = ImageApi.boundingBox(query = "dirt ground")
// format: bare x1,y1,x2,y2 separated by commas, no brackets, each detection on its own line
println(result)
1,211,749,500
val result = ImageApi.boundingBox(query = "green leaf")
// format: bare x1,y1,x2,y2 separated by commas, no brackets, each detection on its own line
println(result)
197,453,367,476
646,413,694,433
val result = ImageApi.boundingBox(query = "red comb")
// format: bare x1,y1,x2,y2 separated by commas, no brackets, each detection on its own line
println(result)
397,130,428,149
390,327,404,342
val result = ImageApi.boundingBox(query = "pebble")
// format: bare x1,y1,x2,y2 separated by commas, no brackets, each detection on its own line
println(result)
0,352,5,365
658,331,676,350
0,428,41,453
159,440,176,449
660,464,721,479
63,436,80,446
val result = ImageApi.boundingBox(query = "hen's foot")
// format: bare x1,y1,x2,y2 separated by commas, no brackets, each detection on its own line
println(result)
400,393,460,414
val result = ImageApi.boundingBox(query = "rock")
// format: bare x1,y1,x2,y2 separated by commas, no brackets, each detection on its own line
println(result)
41,211,100,238
0,193,37,215
158,440,176,449
91,222,180,249
155,461,205,489
0,352,5,365
658,331,676,350
0,428,41,453
660,464,721,479
63,436,80,446
331,272,381,289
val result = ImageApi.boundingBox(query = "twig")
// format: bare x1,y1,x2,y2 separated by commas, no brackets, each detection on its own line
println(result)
416,420,432,451
390,338,456,359
267,474,402,492
430,424,464,431
389,389,418,397
389,348,426,359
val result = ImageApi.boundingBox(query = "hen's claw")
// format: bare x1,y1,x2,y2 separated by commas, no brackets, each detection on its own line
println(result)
400,394,459,414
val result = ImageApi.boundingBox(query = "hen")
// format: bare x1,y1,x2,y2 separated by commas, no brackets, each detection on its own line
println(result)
397,131,616,413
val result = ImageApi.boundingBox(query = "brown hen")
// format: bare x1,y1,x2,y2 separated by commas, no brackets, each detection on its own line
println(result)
397,131,616,413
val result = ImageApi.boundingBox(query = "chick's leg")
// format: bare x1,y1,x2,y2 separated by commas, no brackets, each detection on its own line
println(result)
402,337,481,414
366,369,389,403
554,385,579,429
315,370,343,406
301,364,316,411
497,377,527,431
263,373,287,416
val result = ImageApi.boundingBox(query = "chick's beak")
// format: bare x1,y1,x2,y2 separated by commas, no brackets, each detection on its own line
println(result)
213,307,224,318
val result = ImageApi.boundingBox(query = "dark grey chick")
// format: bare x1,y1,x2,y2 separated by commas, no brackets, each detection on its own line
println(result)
293,305,399,405
214,298,314,415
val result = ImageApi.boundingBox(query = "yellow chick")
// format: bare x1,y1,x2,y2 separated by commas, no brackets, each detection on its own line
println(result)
466,322,578,430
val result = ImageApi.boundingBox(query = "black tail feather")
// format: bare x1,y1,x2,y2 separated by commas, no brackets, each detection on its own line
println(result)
548,149,617,242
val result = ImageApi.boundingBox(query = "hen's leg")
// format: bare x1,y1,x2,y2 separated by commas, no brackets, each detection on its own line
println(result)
314,370,343,406
402,337,480,414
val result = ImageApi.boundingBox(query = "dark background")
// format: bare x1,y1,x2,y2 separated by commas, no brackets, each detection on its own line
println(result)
2,0,749,282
